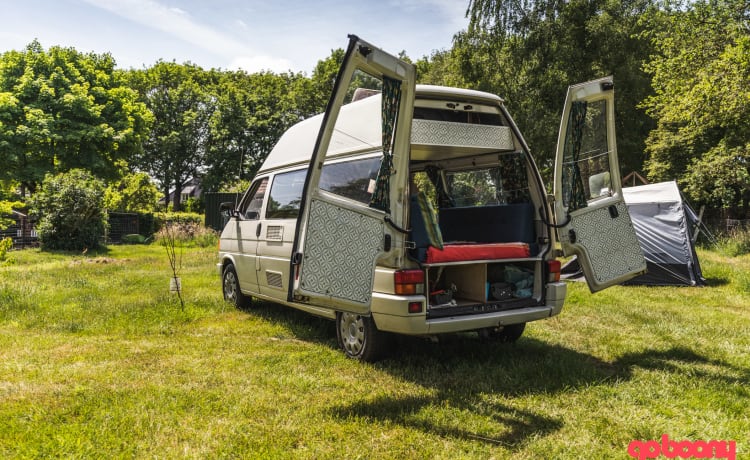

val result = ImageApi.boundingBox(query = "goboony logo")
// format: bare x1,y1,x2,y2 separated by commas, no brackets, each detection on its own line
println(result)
627,434,736,460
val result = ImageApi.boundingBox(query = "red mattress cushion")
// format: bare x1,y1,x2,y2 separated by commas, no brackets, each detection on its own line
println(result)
424,242,530,264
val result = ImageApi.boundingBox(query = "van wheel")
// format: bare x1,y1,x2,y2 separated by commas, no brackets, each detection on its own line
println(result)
336,312,390,362
222,263,251,309
481,323,526,343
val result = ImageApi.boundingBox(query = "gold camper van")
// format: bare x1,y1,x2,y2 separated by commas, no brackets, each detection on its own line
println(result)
218,36,646,361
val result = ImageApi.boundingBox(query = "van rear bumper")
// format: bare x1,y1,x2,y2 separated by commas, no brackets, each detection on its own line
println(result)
371,282,566,336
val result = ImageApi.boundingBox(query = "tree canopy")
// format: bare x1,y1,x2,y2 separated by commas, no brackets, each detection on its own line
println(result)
0,40,150,195
2,10,749,218
641,0,750,215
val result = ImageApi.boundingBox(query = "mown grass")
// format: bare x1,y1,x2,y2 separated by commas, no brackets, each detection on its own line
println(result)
0,245,748,459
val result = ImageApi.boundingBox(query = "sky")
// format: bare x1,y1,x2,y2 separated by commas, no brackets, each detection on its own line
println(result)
0,0,470,74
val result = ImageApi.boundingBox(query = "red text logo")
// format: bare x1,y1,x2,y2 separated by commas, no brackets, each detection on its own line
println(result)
628,434,736,460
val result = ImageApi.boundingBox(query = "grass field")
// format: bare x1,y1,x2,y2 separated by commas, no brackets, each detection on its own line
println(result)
0,244,748,459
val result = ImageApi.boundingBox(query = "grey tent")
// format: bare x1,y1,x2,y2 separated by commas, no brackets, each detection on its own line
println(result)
621,181,705,286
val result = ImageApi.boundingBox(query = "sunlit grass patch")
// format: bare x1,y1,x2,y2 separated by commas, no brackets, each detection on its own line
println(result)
0,244,748,458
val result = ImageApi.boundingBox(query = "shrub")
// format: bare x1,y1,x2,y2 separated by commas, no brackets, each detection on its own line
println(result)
152,212,204,233
122,234,148,244
717,227,750,257
0,237,12,261
154,221,218,248
29,169,108,251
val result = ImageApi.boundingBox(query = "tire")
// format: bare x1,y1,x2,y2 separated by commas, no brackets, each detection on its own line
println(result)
222,263,251,310
336,312,391,362
480,323,526,343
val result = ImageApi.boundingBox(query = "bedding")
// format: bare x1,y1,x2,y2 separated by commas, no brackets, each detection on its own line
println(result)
424,242,530,264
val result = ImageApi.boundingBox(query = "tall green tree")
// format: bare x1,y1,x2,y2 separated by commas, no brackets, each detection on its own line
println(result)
202,70,314,193
0,41,150,195
641,0,750,215
428,0,656,179
104,171,159,212
128,62,213,210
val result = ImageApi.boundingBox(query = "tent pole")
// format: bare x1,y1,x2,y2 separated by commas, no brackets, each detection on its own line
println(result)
692,205,705,243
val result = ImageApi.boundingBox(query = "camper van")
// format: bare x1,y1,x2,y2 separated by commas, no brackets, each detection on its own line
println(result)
218,36,646,361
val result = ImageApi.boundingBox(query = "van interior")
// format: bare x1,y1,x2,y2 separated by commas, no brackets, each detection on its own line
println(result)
404,96,550,318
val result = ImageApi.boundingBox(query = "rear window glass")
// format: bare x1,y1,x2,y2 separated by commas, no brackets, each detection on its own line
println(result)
320,157,381,204
266,169,306,219
445,154,530,207
413,107,503,126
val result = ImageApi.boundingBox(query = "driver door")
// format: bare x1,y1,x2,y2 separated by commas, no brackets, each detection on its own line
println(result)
287,35,416,314
553,77,646,292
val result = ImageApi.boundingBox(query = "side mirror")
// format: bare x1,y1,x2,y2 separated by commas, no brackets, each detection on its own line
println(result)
220,201,238,218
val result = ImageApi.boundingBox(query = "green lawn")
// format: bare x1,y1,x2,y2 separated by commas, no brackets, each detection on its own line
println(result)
0,245,748,459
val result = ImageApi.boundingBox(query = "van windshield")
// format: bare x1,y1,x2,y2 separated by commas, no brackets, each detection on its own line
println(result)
445,154,531,207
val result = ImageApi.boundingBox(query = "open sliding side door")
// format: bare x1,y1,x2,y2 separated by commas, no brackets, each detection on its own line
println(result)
287,35,416,314
553,77,646,292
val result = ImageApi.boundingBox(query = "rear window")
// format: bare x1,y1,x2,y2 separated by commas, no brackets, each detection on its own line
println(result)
413,107,503,126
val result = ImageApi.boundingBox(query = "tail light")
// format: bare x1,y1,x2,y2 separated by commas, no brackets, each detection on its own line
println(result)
394,269,424,295
547,260,561,282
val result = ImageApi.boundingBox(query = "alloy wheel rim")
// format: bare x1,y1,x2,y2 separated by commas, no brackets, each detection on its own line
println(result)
224,271,237,302
340,313,365,356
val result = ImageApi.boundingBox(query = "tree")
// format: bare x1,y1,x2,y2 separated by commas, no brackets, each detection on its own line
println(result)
202,70,313,193
0,41,150,195
127,62,213,211
641,0,750,215
428,0,656,179
29,169,107,251
104,171,160,212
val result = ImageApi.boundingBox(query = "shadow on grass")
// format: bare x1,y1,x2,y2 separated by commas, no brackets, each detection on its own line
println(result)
239,301,749,448
704,276,730,286
331,338,749,448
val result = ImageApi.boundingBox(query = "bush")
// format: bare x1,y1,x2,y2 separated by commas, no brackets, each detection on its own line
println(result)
122,234,148,244
154,221,218,248
152,212,204,233
0,237,12,261
717,227,750,257
29,169,108,251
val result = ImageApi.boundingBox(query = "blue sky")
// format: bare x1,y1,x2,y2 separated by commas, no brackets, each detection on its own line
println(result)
0,0,470,74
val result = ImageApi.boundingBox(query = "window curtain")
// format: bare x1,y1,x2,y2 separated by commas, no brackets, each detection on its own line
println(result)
562,101,588,212
425,165,453,208
369,76,402,213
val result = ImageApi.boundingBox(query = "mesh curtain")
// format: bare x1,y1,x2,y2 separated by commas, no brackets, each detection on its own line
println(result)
369,76,402,213
425,165,453,208
562,101,588,212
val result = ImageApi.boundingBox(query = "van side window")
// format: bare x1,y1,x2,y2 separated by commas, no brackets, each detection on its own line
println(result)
319,157,381,204
266,169,306,219
240,178,268,219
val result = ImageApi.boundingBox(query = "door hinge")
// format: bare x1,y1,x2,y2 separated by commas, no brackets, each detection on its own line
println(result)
292,252,303,265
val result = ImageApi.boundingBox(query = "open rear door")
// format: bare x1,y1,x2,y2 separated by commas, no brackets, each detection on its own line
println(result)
287,35,416,314
553,77,646,292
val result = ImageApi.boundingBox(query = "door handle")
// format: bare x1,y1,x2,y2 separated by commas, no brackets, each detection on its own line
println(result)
256,223,262,237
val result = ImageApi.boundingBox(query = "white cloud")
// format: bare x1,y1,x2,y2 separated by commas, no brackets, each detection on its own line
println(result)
82,0,252,58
